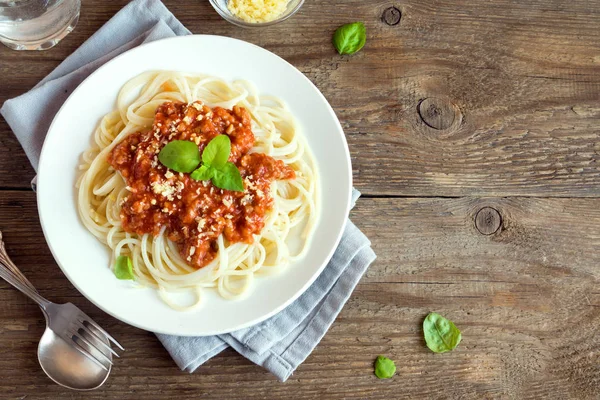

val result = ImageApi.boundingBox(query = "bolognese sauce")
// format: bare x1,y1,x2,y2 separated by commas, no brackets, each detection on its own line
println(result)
108,101,295,268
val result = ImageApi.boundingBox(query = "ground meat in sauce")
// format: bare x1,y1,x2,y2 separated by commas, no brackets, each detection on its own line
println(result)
108,101,295,268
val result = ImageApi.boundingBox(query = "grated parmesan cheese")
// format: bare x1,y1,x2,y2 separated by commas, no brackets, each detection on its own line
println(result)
151,180,177,201
227,0,290,23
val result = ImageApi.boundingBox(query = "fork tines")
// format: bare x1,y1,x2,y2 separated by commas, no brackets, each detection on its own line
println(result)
78,316,124,351
67,316,124,371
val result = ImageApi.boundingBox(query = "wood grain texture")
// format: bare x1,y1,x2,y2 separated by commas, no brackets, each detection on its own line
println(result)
0,192,599,399
1,0,600,195
1,0,600,398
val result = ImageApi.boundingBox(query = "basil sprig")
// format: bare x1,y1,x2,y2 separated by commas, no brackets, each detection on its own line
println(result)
201,133,230,168
158,135,244,192
158,140,201,173
114,255,134,280
203,161,244,192
423,312,462,353
333,22,366,55
191,135,244,191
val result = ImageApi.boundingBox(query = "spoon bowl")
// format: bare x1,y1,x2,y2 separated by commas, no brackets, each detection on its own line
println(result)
38,328,112,390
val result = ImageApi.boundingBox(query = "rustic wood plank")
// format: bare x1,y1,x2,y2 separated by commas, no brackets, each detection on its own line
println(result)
1,0,599,398
0,192,598,399
1,0,600,195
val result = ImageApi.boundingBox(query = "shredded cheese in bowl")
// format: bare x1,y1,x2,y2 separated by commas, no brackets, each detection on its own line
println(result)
227,0,290,23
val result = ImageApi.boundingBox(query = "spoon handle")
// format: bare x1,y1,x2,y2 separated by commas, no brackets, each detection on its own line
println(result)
0,231,50,310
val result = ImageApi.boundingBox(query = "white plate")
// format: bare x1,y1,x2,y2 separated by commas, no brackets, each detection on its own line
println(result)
37,35,351,336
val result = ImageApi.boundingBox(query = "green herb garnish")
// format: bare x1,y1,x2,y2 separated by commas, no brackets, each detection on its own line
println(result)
114,255,134,280
190,165,212,181
210,162,244,191
201,134,230,168
423,312,461,353
157,135,244,192
374,355,396,379
158,140,201,173
333,22,366,55
190,135,244,192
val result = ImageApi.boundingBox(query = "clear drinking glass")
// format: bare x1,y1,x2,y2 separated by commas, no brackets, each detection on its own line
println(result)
0,0,80,50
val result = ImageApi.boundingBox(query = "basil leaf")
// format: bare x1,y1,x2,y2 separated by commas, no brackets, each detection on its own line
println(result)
158,140,201,173
423,312,462,353
202,135,230,168
190,165,214,181
374,355,396,379
333,22,366,55
114,255,134,280
211,162,244,192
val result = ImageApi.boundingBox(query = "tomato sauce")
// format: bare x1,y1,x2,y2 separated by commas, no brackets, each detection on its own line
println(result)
108,101,295,268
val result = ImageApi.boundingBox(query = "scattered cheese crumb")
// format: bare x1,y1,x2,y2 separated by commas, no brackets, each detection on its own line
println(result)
244,178,257,190
165,170,174,179
241,193,254,205
152,180,177,201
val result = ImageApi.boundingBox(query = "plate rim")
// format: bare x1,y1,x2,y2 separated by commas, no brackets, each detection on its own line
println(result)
36,34,352,336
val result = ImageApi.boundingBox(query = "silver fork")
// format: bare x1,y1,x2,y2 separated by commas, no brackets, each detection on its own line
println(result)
0,231,123,372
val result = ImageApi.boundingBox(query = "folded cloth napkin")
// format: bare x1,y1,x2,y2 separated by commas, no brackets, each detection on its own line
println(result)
0,0,376,381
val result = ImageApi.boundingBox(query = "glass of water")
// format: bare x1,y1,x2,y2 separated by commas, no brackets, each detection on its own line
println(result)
0,0,80,50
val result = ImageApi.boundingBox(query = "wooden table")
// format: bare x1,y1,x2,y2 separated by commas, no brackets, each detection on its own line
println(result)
1,1,599,398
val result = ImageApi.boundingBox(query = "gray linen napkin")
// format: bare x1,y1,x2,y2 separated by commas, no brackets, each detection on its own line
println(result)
158,191,375,381
0,0,376,381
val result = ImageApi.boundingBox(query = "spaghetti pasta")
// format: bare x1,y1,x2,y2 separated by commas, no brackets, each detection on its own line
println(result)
77,71,318,310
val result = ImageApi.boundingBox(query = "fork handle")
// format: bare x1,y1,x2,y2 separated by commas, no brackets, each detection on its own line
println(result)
0,231,50,310
0,232,37,290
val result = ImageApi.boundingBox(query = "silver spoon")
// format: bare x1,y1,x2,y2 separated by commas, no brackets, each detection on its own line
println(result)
0,231,123,390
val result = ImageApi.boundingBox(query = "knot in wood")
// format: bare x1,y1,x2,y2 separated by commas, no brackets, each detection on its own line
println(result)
475,207,502,235
418,98,458,130
382,7,401,26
